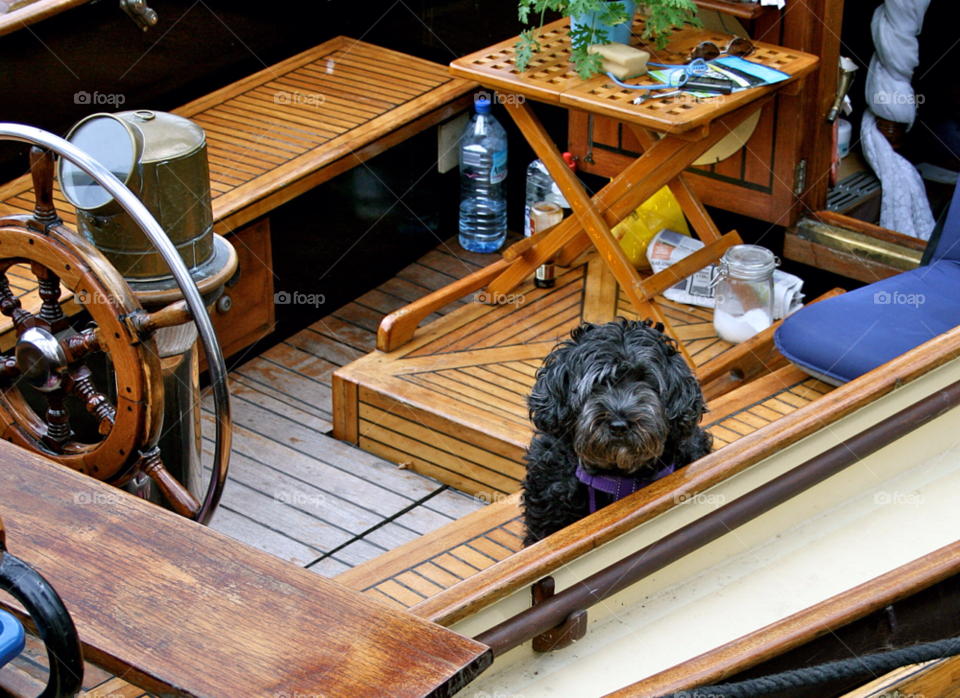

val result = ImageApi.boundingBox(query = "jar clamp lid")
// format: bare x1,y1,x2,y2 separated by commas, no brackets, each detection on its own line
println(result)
718,245,779,281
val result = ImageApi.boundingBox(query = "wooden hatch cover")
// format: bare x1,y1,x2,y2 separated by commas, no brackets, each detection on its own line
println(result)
0,440,491,698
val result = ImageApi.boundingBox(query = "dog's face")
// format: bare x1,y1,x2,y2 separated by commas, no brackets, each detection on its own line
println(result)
529,319,705,476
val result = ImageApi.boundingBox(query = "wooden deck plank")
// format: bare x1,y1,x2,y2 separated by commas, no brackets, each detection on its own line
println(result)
260,341,339,386
336,496,522,592
285,327,368,370
228,371,331,421
334,301,391,334
310,315,379,353
226,378,333,435
233,356,333,418
213,393,454,501
208,506,322,565
203,456,355,554
205,418,437,529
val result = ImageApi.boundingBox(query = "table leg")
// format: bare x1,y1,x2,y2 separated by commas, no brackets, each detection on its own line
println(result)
551,98,772,268
627,124,721,244
503,100,695,366
488,126,695,296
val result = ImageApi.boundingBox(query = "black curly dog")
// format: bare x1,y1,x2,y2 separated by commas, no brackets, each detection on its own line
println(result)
522,318,712,546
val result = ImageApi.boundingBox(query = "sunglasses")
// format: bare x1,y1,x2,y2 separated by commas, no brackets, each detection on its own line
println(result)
688,37,755,62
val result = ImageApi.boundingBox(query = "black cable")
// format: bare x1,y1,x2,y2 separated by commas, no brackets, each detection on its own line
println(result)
657,636,960,698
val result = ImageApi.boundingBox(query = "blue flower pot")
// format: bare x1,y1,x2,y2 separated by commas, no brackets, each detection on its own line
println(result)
570,0,637,46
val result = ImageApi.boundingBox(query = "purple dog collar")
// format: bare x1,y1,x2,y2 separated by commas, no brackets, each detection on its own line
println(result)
575,462,675,514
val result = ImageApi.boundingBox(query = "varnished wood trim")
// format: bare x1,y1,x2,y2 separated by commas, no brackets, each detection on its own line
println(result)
332,372,358,444
0,0,91,37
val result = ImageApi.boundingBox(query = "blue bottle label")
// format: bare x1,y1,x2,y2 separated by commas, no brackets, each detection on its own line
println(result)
490,150,507,184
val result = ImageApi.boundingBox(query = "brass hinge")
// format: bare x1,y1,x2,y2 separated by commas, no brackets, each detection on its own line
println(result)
794,159,808,197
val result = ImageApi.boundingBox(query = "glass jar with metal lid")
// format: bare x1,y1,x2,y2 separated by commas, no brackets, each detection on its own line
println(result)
713,245,779,344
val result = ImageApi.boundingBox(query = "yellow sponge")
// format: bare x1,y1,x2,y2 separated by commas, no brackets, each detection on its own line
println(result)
588,43,651,79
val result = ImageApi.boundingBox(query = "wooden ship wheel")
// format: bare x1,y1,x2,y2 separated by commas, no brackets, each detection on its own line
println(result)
0,125,231,524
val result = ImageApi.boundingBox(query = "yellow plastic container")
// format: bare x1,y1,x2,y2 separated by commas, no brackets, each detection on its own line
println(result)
612,186,690,270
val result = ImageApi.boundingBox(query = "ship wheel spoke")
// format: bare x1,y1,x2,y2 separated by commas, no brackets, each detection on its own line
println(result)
61,327,105,365
42,388,73,450
0,274,36,336
0,356,19,385
68,366,115,436
31,263,69,333
29,146,60,228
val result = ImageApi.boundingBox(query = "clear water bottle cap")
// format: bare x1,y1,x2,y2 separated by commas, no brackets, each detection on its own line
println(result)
475,97,492,114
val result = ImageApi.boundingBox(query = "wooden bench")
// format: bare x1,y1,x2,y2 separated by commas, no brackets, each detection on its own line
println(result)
0,36,475,356
0,440,490,698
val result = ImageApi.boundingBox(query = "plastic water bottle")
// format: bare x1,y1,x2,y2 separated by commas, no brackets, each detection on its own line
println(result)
459,98,508,253
523,153,575,237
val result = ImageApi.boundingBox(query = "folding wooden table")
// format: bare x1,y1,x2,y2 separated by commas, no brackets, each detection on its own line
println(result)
336,20,821,496
445,17,819,370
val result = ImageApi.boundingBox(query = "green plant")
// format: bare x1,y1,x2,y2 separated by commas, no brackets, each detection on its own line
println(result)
515,0,700,79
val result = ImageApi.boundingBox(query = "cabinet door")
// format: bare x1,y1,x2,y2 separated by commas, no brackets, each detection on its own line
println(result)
567,1,842,226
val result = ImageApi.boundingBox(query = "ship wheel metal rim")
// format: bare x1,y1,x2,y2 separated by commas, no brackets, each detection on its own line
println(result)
0,123,231,526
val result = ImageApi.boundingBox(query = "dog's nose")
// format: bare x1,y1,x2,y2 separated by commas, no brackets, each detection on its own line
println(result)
608,417,629,434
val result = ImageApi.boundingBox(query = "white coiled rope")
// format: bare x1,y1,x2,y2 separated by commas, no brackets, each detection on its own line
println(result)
861,0,934,240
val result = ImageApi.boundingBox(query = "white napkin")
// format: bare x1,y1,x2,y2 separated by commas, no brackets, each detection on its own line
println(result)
772,270,804,319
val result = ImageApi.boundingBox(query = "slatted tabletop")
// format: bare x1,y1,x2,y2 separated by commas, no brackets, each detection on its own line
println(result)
450,16,818,136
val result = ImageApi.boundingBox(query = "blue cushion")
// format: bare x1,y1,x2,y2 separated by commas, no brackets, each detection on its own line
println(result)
933,180,960,263
0,609,25,669
774,259,960,384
